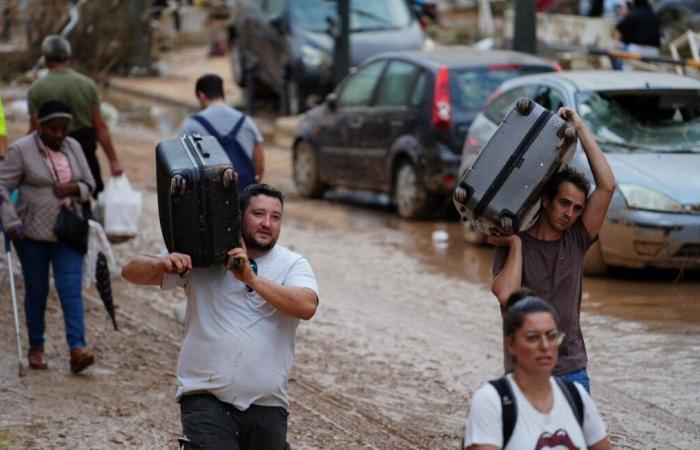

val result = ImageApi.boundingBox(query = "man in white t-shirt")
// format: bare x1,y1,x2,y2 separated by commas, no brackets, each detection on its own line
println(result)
121,184,319,450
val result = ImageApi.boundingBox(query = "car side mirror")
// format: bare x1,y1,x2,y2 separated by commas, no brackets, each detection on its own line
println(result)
326,93,338,111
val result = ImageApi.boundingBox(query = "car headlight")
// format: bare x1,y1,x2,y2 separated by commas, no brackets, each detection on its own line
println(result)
618,184,686,213
301,45,328,68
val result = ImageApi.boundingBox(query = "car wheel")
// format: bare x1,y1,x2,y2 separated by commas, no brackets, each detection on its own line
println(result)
584,240,608,275
394,161,433,219
282,76,302,116
231,44,246,87
462,220,487,245
293,140,325,198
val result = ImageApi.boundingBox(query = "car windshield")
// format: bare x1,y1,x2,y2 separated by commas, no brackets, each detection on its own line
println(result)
451,66,554,113
576,90,700,153
290,0,412,32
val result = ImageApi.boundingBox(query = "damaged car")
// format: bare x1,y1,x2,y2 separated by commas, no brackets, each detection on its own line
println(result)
292,47,558,218
460,71,700,272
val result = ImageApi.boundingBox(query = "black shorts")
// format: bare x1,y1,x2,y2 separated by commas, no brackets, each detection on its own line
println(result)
179,393,288,450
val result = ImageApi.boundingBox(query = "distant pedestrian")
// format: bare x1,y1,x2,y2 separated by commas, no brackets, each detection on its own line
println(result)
0,100,96,373
121,183,318,449
181,73,264,190
0,96,7,158
463,289,613,450
27,35,123,197
611,0,660,70
489,107,615,393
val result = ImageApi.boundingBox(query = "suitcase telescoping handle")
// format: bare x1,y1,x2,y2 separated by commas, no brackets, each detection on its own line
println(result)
191,133,210,158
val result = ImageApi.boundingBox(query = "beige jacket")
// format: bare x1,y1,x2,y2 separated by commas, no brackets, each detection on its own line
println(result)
0,132,94,241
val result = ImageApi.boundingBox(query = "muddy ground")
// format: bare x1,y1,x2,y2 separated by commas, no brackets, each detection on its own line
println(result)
0,101,699,449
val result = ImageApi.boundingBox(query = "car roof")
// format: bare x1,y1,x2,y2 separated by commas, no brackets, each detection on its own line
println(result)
503,70,700,91
366,46,556,71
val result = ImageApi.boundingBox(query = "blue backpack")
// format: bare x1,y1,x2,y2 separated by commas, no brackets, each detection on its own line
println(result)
191,114,257,190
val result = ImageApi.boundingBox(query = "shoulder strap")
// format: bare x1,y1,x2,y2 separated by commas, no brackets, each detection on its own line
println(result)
190,115,221,139
489,377,516,448
225,114,247,141
555,378,584,428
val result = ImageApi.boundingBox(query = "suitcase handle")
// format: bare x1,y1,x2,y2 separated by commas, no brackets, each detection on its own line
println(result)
191,134,210,158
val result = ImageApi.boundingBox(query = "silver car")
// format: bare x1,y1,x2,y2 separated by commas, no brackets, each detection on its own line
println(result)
460,71,700,272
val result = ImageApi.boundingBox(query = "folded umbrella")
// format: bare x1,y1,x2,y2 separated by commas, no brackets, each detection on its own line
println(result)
95,251,118,330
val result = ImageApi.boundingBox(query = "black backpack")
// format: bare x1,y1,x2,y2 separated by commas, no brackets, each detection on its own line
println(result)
191,114,257,190
489,377,584,448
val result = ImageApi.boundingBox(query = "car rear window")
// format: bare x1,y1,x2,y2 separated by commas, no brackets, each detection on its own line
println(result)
577,90,700,153
291,0,412,32
451,66,554,113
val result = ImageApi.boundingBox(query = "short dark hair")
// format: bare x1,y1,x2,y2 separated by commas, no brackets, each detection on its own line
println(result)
503,288,559,337
195,74,225,100
239,184,284,213
42,35,71,64
543,166,590,201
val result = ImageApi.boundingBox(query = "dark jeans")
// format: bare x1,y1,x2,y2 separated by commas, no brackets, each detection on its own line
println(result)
179,394,288,450
69,127,103,197
15,238,85,350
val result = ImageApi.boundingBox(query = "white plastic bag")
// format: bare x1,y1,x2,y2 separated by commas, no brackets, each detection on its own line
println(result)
97,175,142,237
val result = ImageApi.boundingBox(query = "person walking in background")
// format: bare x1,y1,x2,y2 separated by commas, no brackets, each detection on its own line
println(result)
463,290,613,450
27,35,123,196
0,100,96,373
181,73,264,190
0,96,7,158
121,184,318,449
489,107,615,393
611,0,660,70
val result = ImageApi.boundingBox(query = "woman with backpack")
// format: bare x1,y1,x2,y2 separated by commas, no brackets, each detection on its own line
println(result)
463,290,612,449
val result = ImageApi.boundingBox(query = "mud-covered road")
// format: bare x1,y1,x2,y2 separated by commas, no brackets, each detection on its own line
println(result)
1,102,699,449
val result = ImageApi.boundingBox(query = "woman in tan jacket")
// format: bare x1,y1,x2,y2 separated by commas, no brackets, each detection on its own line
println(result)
0,100,96,373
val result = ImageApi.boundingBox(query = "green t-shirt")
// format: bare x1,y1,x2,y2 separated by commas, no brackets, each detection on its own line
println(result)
0,97,6,136
27,68,99,132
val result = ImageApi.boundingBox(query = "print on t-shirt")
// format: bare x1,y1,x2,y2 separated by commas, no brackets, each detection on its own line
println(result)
535,428,579,450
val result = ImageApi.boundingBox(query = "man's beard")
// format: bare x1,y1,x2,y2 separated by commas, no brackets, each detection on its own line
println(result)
242,229,277,252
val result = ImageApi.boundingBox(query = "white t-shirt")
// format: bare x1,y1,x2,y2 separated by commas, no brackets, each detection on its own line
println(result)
463,374,607,450
162,245,318,411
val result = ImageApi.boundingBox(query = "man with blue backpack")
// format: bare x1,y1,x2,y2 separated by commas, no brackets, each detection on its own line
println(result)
181,74,264,189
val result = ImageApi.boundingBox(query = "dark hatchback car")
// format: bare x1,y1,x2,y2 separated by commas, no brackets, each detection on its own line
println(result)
228,0,428,115
292,47,559,218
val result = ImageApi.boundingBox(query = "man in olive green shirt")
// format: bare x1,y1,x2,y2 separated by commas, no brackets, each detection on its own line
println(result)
0,96,7,158
27,35,123,195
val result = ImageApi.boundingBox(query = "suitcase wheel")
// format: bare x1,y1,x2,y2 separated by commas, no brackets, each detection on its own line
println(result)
222,168,236,189
454,186,468,204
170,175,187,195
516,98,532,116
498,215,514,233
557,126,578,150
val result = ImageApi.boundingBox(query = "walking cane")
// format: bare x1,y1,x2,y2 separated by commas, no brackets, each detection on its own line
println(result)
4,229,26,377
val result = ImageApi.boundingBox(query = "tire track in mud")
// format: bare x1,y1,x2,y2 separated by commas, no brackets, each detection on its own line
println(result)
291,377,428,449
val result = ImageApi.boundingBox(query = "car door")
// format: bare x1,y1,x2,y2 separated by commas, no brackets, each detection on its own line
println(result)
316,60,387,186
357,60,424,191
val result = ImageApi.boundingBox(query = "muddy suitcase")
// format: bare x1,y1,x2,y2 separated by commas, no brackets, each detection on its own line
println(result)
156,134,241,267
453,99,578,236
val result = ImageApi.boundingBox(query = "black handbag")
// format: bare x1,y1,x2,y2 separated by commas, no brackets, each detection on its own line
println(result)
54,203,89,255
46,147,90,255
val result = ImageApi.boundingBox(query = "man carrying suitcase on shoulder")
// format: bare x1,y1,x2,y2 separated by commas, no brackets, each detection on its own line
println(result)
121,184,319,449
181,74,264,190
488,107,616,394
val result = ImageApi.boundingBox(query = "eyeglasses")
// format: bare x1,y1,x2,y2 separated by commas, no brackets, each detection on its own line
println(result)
521,330,565,346
246,258,258,292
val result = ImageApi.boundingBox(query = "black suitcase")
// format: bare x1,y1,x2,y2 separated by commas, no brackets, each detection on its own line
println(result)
453,99,577,236
156,134,240,267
